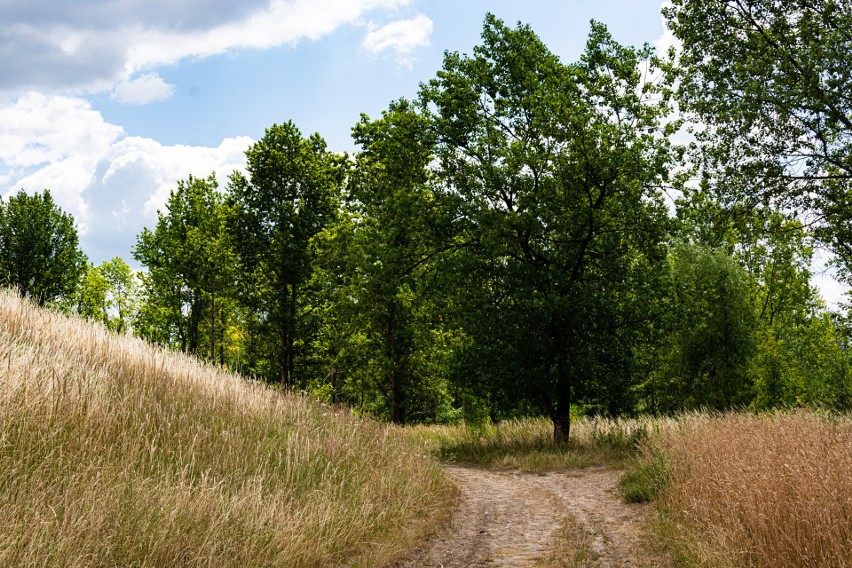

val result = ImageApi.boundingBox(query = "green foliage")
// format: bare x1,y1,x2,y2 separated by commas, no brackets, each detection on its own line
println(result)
653,243,756,411
750,315,852,410
331,100,452,423
100,257,137,333
76,263,110,324
0,190,86,306
619,449,670,504
228,122,345,385
422,15,677,440
670,179,852,412
112,10,850,428
665,0,852,279
134,174,236,360
76,258,138,333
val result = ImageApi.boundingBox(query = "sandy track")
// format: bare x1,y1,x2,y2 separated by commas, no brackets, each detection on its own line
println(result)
394,465,655,568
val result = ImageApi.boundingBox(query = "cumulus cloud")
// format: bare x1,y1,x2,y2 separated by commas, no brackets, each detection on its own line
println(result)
0,93,251,264
0,93,123,217
363,14,433,62
111,73,174,105
0,0,412,95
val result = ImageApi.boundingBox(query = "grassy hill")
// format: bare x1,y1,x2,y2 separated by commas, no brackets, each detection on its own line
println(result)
0,290,453,567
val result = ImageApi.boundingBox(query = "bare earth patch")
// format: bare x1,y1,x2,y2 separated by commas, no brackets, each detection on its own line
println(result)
394,465,661,568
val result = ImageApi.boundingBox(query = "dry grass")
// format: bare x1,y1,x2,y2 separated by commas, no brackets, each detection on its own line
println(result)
647,411,852,568
405,415,669,472
534,513,601,568
0,290,454,567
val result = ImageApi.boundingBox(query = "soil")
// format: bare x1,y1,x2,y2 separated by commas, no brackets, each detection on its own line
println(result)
394,465,661,568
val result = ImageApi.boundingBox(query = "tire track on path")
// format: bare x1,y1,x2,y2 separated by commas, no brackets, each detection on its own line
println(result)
394,465,657,567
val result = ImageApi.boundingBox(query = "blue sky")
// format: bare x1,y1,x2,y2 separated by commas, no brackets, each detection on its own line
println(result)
0,0,845,305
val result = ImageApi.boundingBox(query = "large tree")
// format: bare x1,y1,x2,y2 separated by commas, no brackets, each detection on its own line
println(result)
664,0,852,276
422,16,677,441
0,189,86,306
228,122,345,386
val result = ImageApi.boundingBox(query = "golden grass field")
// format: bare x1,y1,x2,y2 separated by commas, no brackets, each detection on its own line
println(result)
1,288,849,567
646,410,852,568
0,290,453,567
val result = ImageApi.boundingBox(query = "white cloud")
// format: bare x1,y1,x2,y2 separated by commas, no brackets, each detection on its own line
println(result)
0,93,251,264
0,0,413,95
128,0,414,70
654,1,679,58
363,14,433,60
111,73,174,105
0,93,123,217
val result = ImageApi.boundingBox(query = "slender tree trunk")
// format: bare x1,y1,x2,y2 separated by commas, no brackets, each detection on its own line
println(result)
331,369,339,404
390,365,403,424
287,287,297,385
386,302,404,424
209,285,216,362
279,327,289,386
189,293,201,355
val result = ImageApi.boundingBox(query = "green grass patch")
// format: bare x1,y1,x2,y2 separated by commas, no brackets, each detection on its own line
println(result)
618,448,670,503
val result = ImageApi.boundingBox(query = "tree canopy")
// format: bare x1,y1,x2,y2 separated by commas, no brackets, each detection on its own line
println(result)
0,190,86,306
664,0,852,275
421,16,677,441
7,9,849,440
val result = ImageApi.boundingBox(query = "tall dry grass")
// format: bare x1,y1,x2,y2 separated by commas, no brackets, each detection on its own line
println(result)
406,414,670,471
0,290,453,567
649,411,851,568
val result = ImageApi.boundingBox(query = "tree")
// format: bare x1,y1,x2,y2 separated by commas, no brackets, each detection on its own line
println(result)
99,257,138,333
228,122,345,385
77,263,110,324
344,100,450,423
0,189,86,306
421,16,677,441
134,174,235,359
76,257,138,333
669,185,852,412
656,243,757,410
664,0,852,275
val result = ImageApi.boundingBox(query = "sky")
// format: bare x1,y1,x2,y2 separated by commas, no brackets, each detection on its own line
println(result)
0,0,846,307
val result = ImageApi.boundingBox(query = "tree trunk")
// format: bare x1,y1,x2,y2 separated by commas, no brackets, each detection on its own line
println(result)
286,286,297,385
550,331,572,445
390,365,403,424
386,302,404,424
209,285,216,362
552,411,571,445
189,293,201,355
331,369,339,404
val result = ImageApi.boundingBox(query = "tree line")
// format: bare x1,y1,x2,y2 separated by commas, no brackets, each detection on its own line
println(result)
2,2,850,441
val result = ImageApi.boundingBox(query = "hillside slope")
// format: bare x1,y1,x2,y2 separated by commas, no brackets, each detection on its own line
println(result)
0,290,452,567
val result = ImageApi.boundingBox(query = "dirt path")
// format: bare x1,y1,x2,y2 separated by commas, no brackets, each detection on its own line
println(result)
394,466,657,568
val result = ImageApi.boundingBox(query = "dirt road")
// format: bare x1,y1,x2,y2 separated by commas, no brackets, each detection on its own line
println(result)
394,465,657,568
